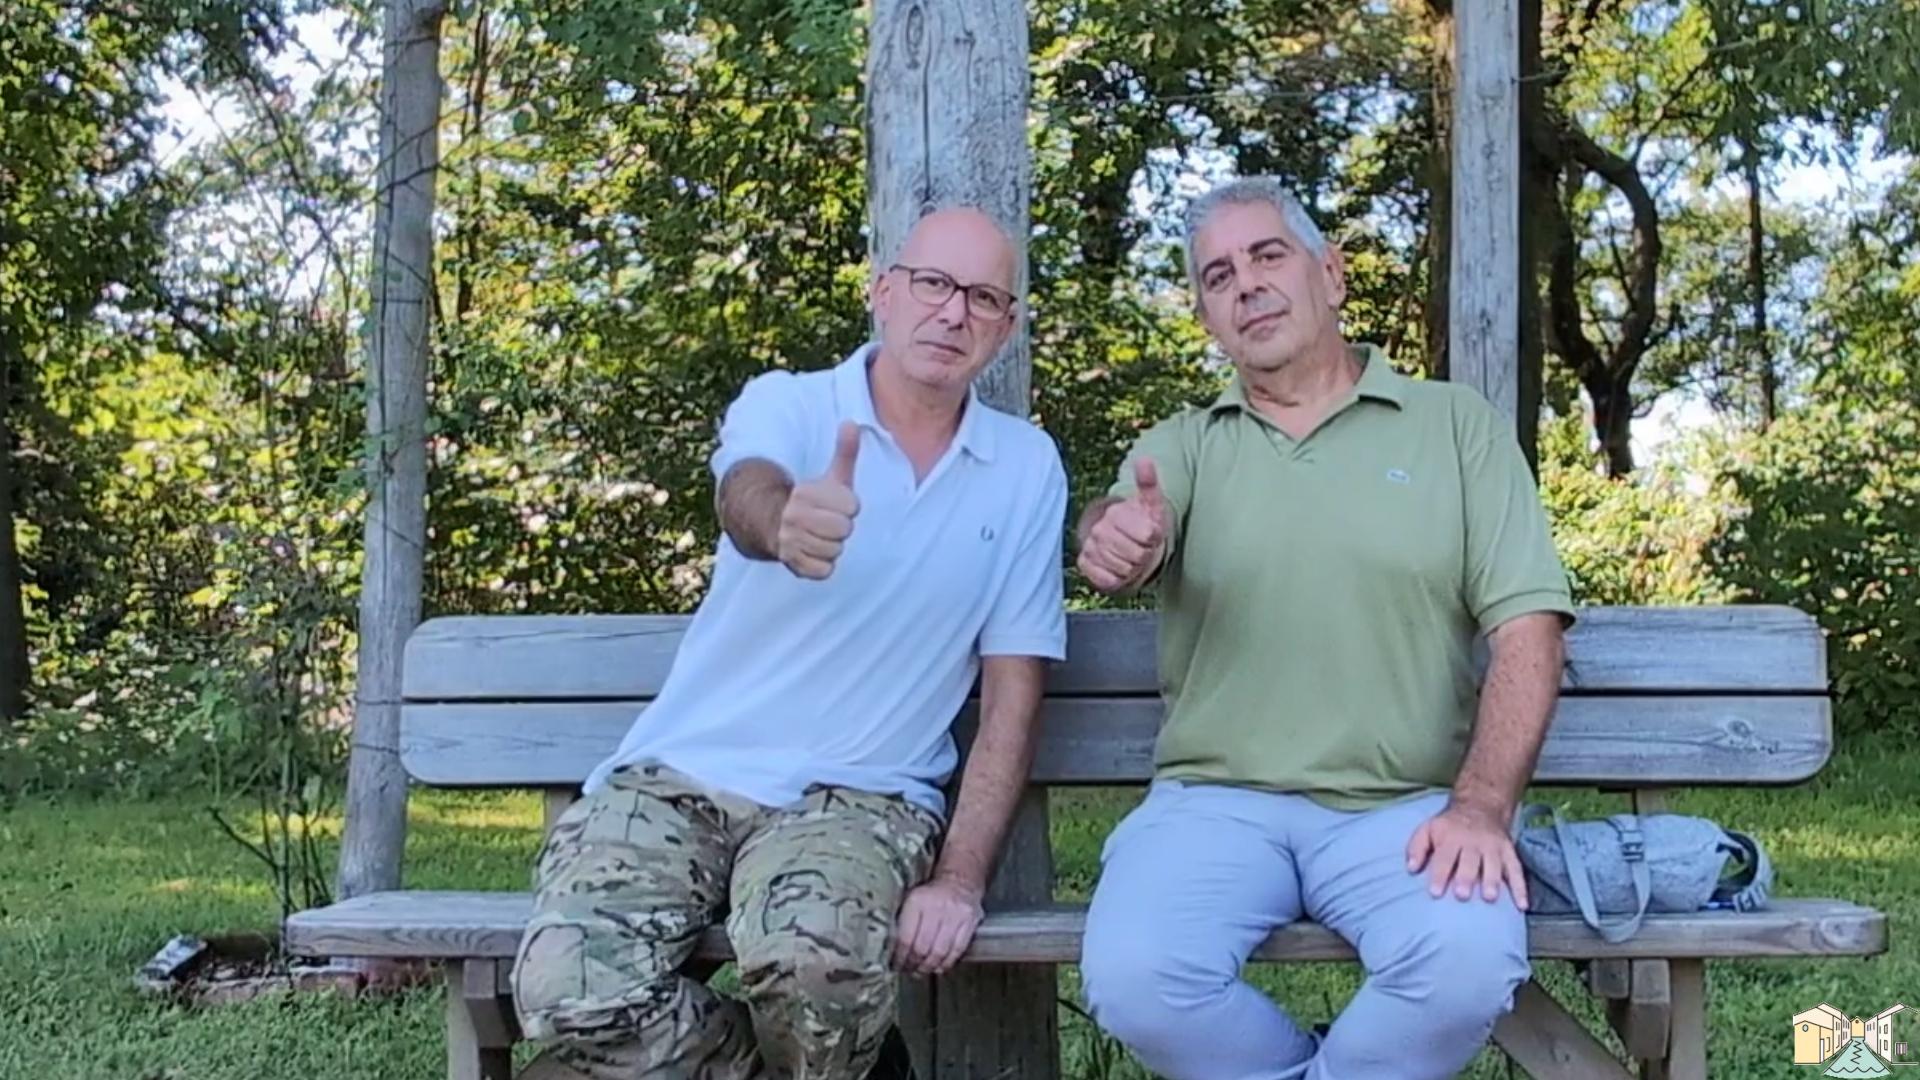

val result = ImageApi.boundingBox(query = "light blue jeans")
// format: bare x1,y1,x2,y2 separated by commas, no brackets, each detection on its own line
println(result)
1080,781,1530,1080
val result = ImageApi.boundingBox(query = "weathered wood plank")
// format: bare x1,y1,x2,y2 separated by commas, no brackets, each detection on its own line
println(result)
284,895,1887,963
401,606,1828,701
1493,980,1635,1080
400,695,1832,788
1449,0,1521,420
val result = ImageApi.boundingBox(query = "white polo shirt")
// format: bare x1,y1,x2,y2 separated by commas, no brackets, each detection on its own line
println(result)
581,343,1069,817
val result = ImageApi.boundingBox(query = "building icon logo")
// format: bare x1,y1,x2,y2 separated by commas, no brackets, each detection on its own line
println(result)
1794,1002,1913,1074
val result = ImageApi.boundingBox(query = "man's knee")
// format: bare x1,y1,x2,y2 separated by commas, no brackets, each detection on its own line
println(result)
736,923,893,1016
513,918,682,1040
734,922,894,1073
1370,910,1531,1021
1081,928,1225,1049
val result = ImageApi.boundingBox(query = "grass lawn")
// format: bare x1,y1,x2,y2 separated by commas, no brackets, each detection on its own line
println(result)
2,733,1914,1079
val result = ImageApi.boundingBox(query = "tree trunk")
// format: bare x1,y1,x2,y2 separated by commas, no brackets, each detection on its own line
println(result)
0,354,25,725
453,1,491,325
338,0,445,902
867,5,1054,1079
1588,370,1636,478
1742,140,1773,429
1514,0,1550,472
1425,0,1454,382
1540,112,1660,477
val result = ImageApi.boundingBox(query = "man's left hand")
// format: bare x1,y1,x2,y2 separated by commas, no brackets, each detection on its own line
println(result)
891,877,985,976
1406,801,1530,910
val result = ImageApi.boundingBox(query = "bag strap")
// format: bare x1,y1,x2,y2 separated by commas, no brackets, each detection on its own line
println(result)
1713,829,1774,912
1552,809,1653,944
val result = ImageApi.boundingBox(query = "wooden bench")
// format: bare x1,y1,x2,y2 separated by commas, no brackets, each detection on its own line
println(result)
285,604,1887,1080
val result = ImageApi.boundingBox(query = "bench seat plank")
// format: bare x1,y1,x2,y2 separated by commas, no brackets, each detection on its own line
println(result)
285,893,1885,963
401,606,1828,701
401,695,1832,788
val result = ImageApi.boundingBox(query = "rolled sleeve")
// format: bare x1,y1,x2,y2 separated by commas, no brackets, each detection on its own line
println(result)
710,370,810,483
1459,400,1577,634
981,455,1068,660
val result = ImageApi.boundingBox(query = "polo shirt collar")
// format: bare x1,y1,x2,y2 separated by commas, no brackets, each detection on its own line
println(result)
834,342,997,463
1208,341,1406,414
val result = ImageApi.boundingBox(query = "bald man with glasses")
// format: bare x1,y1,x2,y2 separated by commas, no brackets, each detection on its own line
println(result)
511,206,1070,1080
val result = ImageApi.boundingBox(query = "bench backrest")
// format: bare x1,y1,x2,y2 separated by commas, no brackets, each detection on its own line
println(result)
398,605,1831,792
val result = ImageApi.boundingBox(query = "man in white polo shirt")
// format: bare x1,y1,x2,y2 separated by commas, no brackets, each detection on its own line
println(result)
512,206,1069,1080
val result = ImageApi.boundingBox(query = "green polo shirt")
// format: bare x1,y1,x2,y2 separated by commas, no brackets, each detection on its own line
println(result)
1108,343,1575,811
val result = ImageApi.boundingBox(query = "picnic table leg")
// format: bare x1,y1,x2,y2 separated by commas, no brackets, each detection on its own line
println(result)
447,959,514,1080
1492,979,1635,1079
1595,959,1673,1067
1643,960,1707,1080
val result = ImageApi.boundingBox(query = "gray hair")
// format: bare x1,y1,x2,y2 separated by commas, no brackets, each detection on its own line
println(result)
1182,176,1327,294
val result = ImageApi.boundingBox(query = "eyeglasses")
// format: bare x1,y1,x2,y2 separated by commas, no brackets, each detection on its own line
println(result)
890,264,1018,322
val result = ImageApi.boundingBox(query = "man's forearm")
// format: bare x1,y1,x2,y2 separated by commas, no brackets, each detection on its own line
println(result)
1450,613,1566,821
716,459,791,560
933,658,1046,897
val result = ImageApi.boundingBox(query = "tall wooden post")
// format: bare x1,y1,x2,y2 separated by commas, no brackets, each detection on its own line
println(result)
866,3,1057,1079
1450,0,1522,422
866,0,1033,414
338,0,445,901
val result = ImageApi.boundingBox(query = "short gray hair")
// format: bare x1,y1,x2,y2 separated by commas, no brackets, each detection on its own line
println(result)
1182,176,1327,293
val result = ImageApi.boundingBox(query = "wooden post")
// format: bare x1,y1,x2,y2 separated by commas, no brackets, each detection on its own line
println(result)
871,4,1052,1068
868,7,1049,1075
866,0,1033,414
871,6,1052,1068
338,0,446,901
541,787,578,834
1450,0,1522,421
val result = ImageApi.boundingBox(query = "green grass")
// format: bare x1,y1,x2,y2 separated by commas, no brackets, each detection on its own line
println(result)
2,736,1915,1079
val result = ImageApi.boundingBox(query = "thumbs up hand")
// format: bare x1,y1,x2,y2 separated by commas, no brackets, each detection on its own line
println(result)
778,421,862,580
1078,458,1170,593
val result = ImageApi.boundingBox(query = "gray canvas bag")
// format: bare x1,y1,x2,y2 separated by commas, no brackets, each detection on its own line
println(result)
1513,804,1773,943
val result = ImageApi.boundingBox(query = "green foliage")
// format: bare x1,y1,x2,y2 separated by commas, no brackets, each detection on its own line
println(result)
1712,403,1918,736
1539,414,1737,606
1538,173,1920,737
6,0,1918,807
1707,177,1920,737
1708,320,1920,735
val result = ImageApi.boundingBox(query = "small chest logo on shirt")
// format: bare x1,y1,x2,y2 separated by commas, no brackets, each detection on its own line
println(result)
1386,468,1412,485
981,525,996,542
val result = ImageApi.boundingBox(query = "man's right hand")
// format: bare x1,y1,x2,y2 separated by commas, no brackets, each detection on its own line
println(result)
1077,458,1169,592
777,421,861,580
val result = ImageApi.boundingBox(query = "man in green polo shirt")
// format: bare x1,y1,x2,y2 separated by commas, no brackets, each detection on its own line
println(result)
1074,175,1574,1080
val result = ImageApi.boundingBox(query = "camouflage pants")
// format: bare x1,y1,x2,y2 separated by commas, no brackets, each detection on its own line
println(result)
511,762,941,1080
